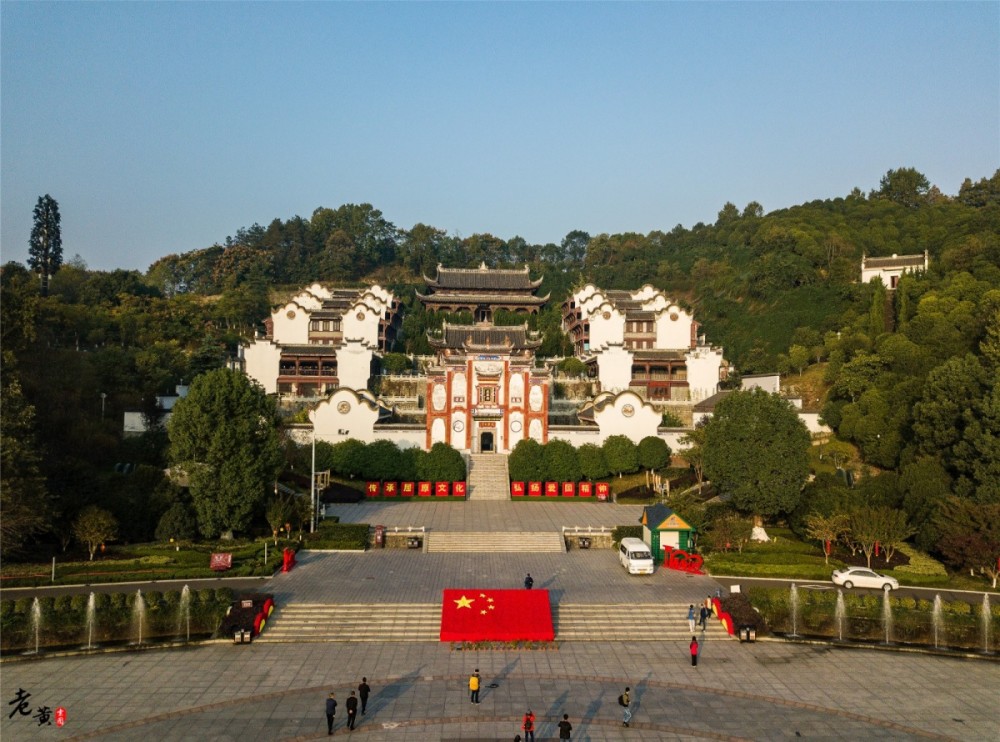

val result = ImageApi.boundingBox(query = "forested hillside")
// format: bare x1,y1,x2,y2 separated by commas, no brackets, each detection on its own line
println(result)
2,168,998,576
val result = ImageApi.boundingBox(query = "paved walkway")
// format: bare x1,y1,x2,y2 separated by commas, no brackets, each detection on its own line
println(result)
3,502,998,740
323,499,641,533
4,635,997,740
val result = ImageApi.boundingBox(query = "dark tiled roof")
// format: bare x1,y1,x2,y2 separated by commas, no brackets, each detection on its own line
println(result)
424,264,543,290
279,345,340,357
692,390,730,412
631,349,686,361
865,254,925,269
416,292,547,305
428,323,541,350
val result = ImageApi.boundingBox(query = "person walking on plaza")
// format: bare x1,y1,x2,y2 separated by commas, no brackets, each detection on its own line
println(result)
522,709,536,741
325,692,337,735
558,713,572,739
690,636,700,667
687,604,696,633
345,690,359,730
620,686,632,727
699,604,710,630
358,677,371,714
524,572,534,589
470,668,481,703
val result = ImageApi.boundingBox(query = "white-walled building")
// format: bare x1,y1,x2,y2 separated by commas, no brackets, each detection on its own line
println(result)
243,273,739,454
242,284,401,397
562,284,728,402
860,251,929,288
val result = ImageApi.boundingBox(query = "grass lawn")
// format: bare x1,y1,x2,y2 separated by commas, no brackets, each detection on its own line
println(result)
0,540,286,588
702,527,999,593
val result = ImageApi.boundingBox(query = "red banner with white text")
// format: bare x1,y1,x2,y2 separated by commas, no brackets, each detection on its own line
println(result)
440,589,554,642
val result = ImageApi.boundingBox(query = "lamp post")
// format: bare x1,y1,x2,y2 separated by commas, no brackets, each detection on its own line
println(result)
310,429,317,534
100,392,107,419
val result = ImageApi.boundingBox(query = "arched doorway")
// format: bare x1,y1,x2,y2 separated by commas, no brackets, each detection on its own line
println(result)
480,431,494,452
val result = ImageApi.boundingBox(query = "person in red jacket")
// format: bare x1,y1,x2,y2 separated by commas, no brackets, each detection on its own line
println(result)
522,709,535,741
690,636,700,667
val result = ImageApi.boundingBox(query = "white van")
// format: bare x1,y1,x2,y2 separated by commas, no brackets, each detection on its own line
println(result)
618,537,654,575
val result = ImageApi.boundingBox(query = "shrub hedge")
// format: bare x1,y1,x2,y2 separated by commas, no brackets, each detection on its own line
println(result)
745,585,999,650
0,587,233,653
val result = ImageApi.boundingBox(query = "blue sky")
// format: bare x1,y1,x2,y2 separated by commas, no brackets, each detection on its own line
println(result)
2,2,998,272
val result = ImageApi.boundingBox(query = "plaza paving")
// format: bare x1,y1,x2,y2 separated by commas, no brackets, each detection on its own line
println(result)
2,502,998,740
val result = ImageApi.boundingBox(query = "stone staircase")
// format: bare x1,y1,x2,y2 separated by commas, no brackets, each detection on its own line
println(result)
554,603,724,641
256,602,730,643
256,603,441,643
466,454,510,500
426,531,565,553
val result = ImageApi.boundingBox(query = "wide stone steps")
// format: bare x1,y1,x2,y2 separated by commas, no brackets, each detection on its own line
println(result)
257,603,441,642
466,454,510,501
426,531,565,553
256,602,730,643
553,603,725,640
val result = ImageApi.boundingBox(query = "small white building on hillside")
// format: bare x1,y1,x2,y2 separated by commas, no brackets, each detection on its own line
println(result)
860,251,929,288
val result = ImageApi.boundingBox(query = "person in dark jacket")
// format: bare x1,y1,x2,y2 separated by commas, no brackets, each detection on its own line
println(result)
558,713,572,739
325,692,337,735
346,691,359,730
524,573,534,589
358,677,371,714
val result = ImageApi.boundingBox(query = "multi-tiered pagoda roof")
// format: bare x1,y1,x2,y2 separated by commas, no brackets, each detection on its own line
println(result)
417,263,548,315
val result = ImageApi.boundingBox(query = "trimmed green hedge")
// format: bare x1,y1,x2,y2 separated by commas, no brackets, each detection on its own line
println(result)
0,587,233,652
304,522,369,550
745,585,999,650
611,525,642,546
0,542,288,588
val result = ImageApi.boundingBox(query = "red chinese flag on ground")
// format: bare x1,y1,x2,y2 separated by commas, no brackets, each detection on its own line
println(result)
440,589,554,642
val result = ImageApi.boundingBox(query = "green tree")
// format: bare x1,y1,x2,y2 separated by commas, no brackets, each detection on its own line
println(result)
266,494,293,545
381,353,413,375
602,435,639,477
0,359,51,558
702,389,811,519
542,439,581,482
912,354,997,502
168,369,284,539
73,505,118,561
330,439,367,479
28,194,63,297
788,344,810,376
932,497,1000,588
637,436,671,471
679,425,707,491
705,514,753,553
154,502,198,543
577,443,609,481
804,512,849,564
508,438,544,482
846,506,913,569
872,167,930,208
364,439,408,481
418,442,465,482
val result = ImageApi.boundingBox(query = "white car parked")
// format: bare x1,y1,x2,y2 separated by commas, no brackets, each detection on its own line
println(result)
831,566,899,591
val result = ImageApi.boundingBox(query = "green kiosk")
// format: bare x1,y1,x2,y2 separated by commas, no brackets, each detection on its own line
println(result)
640,504,697,564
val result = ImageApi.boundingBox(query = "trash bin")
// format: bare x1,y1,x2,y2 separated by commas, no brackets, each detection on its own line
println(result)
407,537,422,549
739,626,756,643
579,537,591,549
375,524,385,548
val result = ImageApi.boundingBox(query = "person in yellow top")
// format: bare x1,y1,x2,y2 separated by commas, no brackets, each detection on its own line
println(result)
469,668,481,703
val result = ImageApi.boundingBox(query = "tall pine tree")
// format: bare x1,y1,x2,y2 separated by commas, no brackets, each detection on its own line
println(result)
28,194,63,297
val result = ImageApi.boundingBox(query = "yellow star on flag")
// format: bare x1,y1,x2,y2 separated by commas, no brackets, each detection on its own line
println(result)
454,595,475,609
